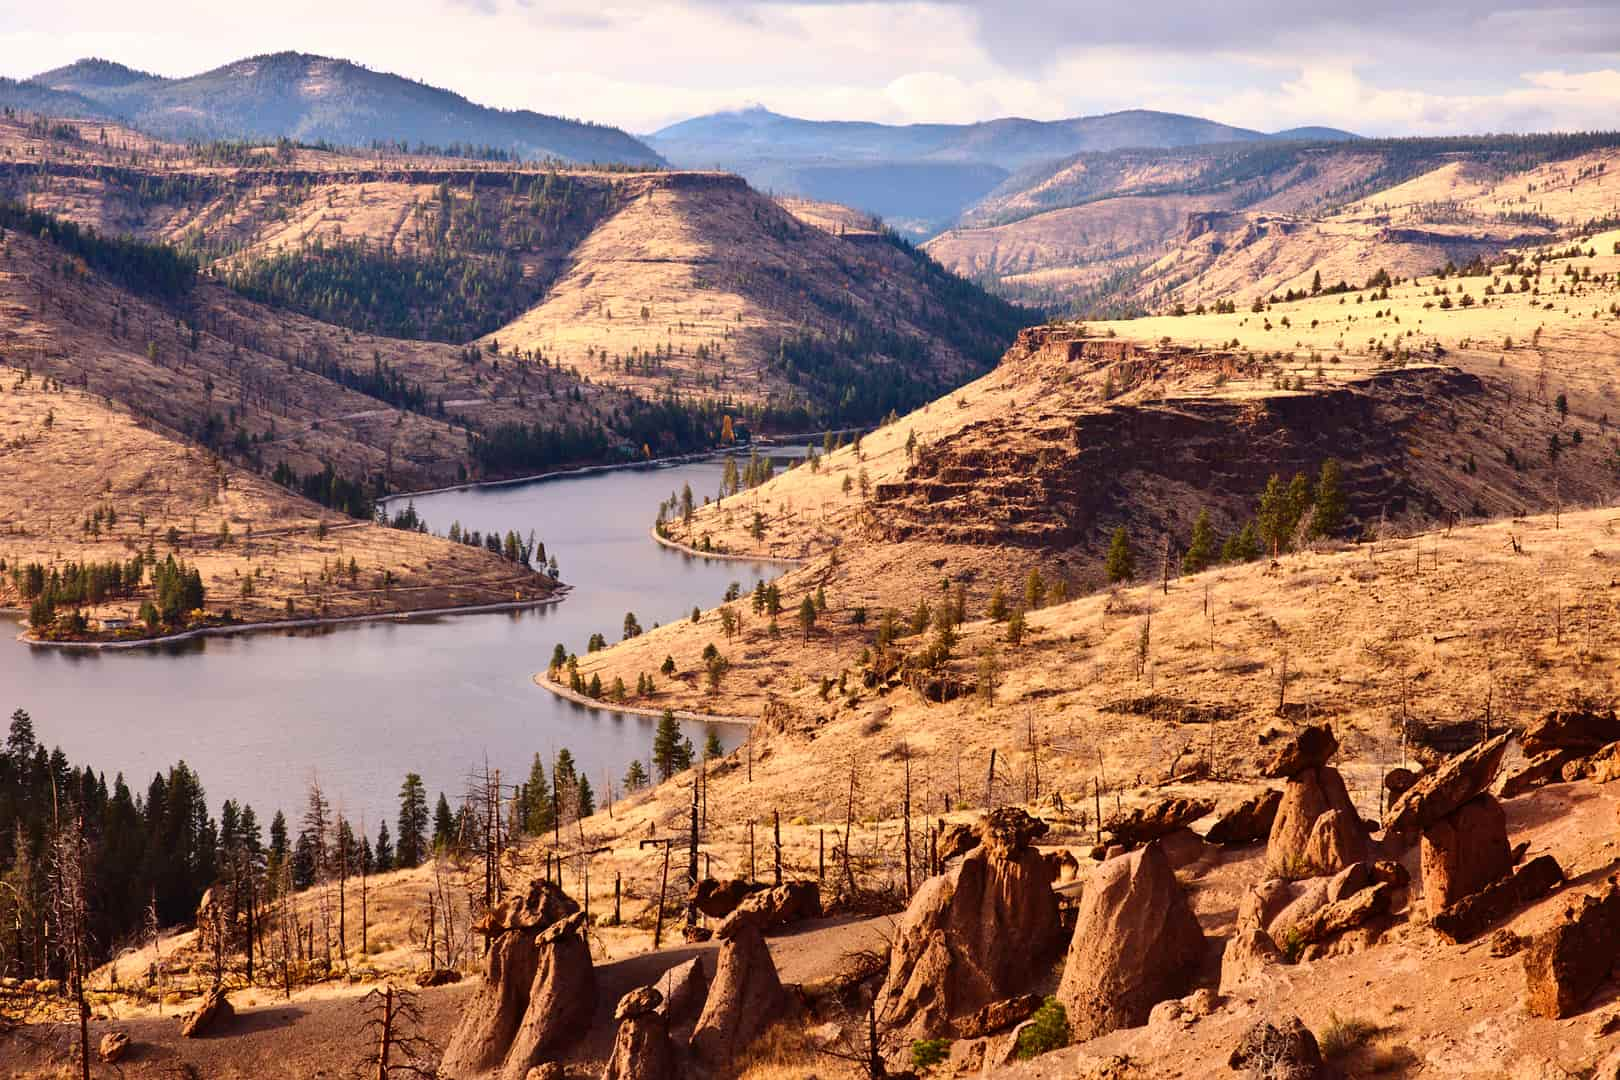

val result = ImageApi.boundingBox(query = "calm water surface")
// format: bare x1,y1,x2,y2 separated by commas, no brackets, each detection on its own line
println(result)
1,456,783,829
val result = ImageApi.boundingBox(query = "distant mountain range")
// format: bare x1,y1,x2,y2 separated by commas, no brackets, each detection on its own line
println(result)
648,106,1358,232
16,54,664,165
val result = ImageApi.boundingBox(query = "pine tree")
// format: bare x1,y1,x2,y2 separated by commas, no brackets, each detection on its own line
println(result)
798,596,817,643
623,760,649,792
431,794,456,853
1183,510,1217,574
987,585,1008,621
652,710,686,781
575,776,595,819
523,753,553,835
704,729,723,759
1024,569,1045,610
1309,460,1347,538
1255,474,1290,556
395,774,429,869
1222,520,1261,563
374,821,394,872
1105,527,1135,583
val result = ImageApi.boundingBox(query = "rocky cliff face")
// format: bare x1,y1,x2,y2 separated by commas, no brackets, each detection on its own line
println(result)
868,329,1587,571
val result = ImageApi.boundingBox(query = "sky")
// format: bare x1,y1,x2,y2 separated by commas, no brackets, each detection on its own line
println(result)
4,0,1620,136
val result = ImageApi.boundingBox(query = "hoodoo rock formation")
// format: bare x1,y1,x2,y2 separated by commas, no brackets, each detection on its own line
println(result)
1056,840,1207,1041
440,881,596,1080
1265,725,1370,876
689,910,793,1068
874,808,1062,1049
602,986,677,1080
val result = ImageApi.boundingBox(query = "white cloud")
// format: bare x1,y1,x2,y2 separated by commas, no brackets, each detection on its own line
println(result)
4,0,1620,136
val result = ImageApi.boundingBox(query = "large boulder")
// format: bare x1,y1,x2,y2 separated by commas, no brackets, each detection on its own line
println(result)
1220,929,1285,995
690,919,792,1068
688,878,762,920
1420,794,1511,916
440,880,585,1079
180,985,234,1038
1055,841,1207,1041
500,914,596,1080
1103,796,1214,848
1431,855,1565,944
715,881,820,937
874,808,1060,1047
98,1031,130,1063
1288,883,1394,950
1204,789,1282,847
1384,733,1512,835
1237,879,1301,935
1260,724,1340,779
934,822,978,865
1523,882,1620,1019
1228,1016,1327,1079
1494,751,1578,799
602,987,676,1080
1566,742,1620,784
1521,705,1620,758
1267,766,1360,877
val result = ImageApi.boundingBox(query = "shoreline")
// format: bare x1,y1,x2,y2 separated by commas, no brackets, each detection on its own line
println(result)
11,589,570,651
531,670,756,727
648,526,805,567
378,430,832,506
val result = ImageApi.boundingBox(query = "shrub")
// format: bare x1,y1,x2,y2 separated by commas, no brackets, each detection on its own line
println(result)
911,1037,951,1071
1014,997,1070,1060
1317,1012,1381,1060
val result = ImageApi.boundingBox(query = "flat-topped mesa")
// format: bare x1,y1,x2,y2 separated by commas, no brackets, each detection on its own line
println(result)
868,346,1522,561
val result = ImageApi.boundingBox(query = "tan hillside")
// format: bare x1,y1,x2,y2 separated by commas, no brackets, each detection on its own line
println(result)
0,114,1029,421
0,226,611,491
928,142,1620,310
0,373,554,634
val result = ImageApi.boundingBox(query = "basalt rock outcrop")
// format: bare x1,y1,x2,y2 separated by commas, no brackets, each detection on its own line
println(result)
602,986,676,1080
875,808,1061,1048
1431,854,1564,944
688,877,762,920
1523,880,1620,1019
1056,841,1207,1041
690,914,792,1068
1419,793,1511,916
1383,733,1511,836
1261,724,1340,779
440,881,595,1080
1102,796,1214,849
1204,789,1282,847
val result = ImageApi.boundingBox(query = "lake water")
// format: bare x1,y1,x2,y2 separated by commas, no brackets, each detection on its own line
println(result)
0,456,782,832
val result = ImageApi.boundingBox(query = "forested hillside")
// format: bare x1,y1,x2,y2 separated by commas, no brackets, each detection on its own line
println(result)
22,53,663,166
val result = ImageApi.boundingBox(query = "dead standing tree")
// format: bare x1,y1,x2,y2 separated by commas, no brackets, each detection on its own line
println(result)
352,983,436,1079
48,812,91,1080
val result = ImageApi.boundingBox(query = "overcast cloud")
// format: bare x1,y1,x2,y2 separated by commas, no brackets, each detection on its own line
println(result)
3,0,1619,135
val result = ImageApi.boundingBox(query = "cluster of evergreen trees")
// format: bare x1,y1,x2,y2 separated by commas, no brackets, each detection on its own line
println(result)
0,708,237,978
270,461,378,519
17,553,203,632
0,200,197,300
1182,460,1349,573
